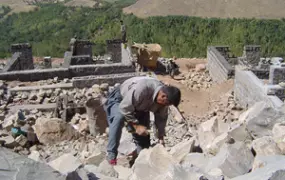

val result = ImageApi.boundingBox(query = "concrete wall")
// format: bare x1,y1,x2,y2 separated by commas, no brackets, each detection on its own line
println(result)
207,46,234,83
234,67,283,109
70,55,93,65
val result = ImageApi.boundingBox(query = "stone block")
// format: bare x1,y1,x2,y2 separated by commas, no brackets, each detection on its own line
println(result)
170,138,195,163
239,101,284,139
252,136,282,156
272,123,285,153
197,117,219,151
34,118,79,145
48,153,82,175
206,142,254,178
232,155,285,180
97,160,118,178
181,153,210,170
114,165,132,180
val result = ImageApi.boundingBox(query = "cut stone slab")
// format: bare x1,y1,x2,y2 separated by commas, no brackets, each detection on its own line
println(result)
272,123,285,153
48,153,82,175
170,138,195,163
206,141,254,178
252,136,282,156
35,118,79,144
232,155,285,180
0,147,65,180
239,101,284,139
181,153,210,171
114,165,132,180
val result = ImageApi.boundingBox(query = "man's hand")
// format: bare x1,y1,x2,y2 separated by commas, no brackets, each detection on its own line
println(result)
133,125,149,136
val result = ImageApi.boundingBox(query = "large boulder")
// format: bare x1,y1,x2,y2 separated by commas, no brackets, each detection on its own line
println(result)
129,144,177,180
0,147,65,180
232,155,285,180
197,117,219,151
34,118,79,144
181,153,210,170
239,101,284,139
252,136,282,156
169,138,195,163
206,141,254,178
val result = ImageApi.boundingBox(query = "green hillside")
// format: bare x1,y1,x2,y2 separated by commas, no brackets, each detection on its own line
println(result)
0,3,285,58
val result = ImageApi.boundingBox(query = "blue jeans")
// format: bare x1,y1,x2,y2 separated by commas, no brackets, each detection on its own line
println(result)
104,86,150,160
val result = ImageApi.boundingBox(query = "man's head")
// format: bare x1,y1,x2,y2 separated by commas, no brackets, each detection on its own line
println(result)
120,20,124,24
156,85,181,107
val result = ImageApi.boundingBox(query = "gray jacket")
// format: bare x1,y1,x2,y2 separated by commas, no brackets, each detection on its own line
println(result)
119,77,168,138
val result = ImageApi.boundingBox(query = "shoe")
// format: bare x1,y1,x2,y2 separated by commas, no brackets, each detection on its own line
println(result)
108,159,117,166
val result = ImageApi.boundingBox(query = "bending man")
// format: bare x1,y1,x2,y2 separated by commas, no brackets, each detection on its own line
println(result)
104,76,181,165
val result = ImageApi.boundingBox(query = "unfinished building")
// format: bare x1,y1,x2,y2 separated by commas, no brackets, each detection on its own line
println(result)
207,45,284,109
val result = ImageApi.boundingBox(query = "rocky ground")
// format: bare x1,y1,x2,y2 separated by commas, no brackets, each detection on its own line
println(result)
1,58,285,179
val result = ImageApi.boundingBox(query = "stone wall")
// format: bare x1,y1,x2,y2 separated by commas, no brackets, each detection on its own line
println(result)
106,39,122,63
251,69,269,79
234,67,283,109
0,63,135,81
70,55,93,65
72,72,138,88
241,45,261,67
73,40,92,57
2,52,21,72
207,46,234,83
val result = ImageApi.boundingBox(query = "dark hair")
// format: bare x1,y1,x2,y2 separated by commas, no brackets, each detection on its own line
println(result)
161,85,181,107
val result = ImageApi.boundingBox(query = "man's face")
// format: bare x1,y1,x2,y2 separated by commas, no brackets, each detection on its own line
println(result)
156,91,170,106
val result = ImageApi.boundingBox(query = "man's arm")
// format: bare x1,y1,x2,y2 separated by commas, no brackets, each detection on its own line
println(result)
119,84,147,124
154,107,168,142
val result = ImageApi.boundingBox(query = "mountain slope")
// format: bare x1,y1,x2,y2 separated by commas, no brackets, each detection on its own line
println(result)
123,0,285,19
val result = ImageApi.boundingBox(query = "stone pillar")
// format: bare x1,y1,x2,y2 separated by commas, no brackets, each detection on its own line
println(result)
43,56,52,68
106,39,122,63
242,45,261,67
269,65,285,85
73,40,93,57
10,43,34,70
85,97,108,136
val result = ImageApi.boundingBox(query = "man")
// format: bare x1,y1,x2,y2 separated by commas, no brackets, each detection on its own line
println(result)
120,20,126,43
104,76,181,165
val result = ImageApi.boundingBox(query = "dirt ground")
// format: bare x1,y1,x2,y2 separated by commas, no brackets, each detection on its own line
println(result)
157,58,234,120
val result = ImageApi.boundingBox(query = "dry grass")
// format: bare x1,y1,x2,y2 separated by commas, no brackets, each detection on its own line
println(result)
0,0,97,14
123,0,285,19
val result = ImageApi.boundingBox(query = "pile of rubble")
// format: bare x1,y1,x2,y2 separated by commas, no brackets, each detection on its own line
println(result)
181,69,213,90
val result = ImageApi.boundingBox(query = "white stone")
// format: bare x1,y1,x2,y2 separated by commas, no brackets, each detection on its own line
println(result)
181,153,210,171
170,138,195,163
239,101,284,139
206,142,254,178
2,115,16,130
118,129,136,155
114,165,132,180
198,116,219,151
207,132,231,155
232,155,285,180
252,136,282,156
48,153,82,175
272,123,285,153
28,151,41,162
97,160,118,178
129,144,177,180
84,151,105,166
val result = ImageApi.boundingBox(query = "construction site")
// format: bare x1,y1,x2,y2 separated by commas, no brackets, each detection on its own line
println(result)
0,37,285,180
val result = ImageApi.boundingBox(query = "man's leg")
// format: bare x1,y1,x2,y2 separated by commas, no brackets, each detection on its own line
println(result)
104,87,124,164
